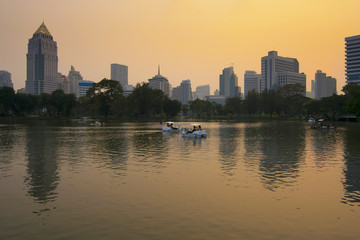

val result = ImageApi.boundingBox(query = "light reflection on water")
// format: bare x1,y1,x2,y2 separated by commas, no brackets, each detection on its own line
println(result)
0,121,360,239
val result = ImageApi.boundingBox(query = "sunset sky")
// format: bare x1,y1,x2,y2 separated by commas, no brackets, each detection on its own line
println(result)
1,0,359,93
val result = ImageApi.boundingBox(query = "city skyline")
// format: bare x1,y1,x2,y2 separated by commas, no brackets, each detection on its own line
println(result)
1,0,360,93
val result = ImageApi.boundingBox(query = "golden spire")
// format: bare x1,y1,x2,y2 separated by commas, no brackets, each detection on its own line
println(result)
34,22,52,36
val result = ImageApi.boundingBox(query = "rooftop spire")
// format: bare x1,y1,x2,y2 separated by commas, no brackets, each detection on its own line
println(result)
34,22,52,36
158,64,160,75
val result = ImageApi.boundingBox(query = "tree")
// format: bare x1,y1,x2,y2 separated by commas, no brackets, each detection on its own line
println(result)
164,98,181,117
0,87,15,116
343,83,360,117
223,97,242,115
244,90,259,116
278,84,308,116
13,93,38,116
86,79,123,116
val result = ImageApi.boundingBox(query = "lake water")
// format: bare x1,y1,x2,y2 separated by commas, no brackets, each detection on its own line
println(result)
0,120,360,239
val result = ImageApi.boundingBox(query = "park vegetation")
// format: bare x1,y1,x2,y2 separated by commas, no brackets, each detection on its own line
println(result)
0,79,360,120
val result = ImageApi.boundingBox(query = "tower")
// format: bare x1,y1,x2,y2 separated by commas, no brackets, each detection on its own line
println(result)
25,22,58,95
345,35,360,84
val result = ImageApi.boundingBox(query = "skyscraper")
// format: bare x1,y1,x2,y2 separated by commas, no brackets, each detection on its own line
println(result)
345,34,360,84
195,85,210,100
111,64,128,87
0,71,13,88
244,70,261,97
314,70,337,100
25,22,58,95
180,80,192,104
219,66,240,98
67,66,83,97
148,65,170,96
261,51,305,91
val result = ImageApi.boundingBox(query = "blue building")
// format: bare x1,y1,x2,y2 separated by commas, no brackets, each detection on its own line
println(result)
345,34,360,84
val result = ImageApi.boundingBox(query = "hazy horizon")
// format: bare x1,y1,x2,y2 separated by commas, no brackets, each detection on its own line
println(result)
1,0,359,93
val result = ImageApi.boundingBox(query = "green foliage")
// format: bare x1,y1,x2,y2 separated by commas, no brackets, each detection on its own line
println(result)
0,87,15,116
164,98,181,117
190,99,214,117
343,83,360,117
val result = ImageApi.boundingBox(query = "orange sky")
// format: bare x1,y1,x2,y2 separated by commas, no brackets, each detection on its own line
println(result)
1,0,359,93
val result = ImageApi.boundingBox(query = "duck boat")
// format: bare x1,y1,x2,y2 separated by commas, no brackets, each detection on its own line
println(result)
182,124,206,138
162,122,181,132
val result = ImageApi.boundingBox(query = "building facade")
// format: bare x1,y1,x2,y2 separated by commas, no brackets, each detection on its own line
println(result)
244,70,261,97
111,64,128,88
261,51,305,91
148,66,170,96
219,66,240,98
180,80,192,104
25,22,58,95
171,86,181,102
195,84,210,100
314,70,337,100
78,81,94,97
0,70,13,88
345,34,360,84
67,66,83,97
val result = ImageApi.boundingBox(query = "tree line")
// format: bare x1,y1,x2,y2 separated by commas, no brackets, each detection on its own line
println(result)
1,79,359,120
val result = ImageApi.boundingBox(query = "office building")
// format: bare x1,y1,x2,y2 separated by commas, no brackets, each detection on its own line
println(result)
244,70,261,97
171,86,181,101
195,84,210,100
219,66,240,98
25,22,58,95
67,66,83,96
180,80,192,104
314,70,337,100
148,66,170,96
345,34,360,84
111,64,128,88
261,51,305,91
0,70,13,88
78,81,94,97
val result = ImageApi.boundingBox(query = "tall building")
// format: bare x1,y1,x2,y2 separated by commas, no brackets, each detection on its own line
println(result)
261,51,305,91
0,70,13,88
111,64,128,87
78,81,94,97
345,34,360,84
148,65,170,96
25,22,58,95
171,86,181,101
180,80,192,104
195,84,210,100
244,70,261,97
219,66,240,98
314,70,337,100
67,66,83,96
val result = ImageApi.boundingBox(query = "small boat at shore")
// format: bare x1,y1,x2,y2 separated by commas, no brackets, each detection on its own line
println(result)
162,122,181,132
311,119,336,129
182,124,207,138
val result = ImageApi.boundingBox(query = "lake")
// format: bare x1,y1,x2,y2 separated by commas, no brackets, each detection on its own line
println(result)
0,120,359,239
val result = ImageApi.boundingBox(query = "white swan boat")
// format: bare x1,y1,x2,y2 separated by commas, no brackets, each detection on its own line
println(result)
182,124,207,138
162,122,181,132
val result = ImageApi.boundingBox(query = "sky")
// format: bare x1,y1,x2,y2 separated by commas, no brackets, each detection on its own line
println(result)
1,0,359,93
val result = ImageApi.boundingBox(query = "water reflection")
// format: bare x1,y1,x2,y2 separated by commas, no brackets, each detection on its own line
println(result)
257,122,305,191
0,125,18,178
218,124,241,176
25,124,60,204
342,124,360,206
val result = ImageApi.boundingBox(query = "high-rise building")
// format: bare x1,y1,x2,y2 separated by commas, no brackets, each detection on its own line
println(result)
111,64,128,88
78,81,94,97
345,34,360,84
0,70,13,88
261,51,305,91
244,70,261,97
314,70,337,100
171,86,181,101
67,66,83,97
180,80,192,104
219,66,240,98
25,22,58,95
195,84,210,100
148,65,170,96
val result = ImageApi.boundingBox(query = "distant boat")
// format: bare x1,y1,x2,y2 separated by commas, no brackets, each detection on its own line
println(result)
308,118,316,123
310,119,335,129
182,124,207,138
162,122,181,133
